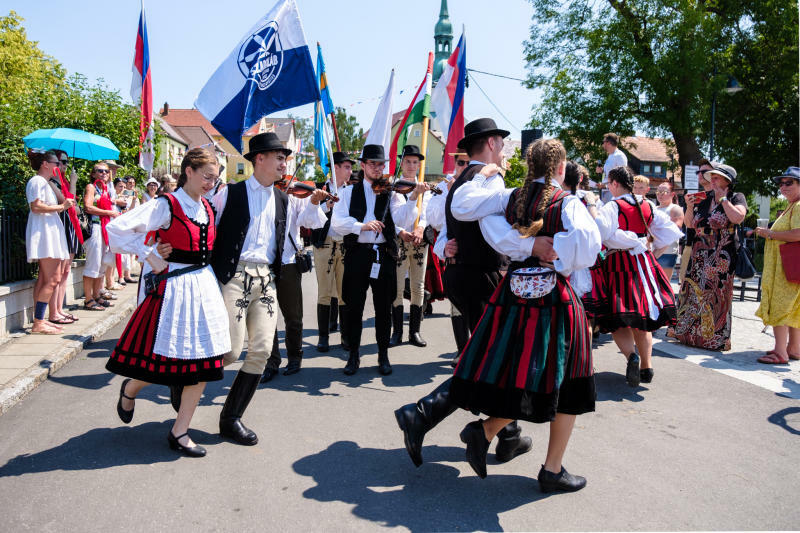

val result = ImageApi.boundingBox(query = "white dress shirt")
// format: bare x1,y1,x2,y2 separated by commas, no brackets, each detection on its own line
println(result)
321,180,347,240
331,177,418,243
602,148,628,184
595,193,683,254
212,175,277,264
279,194,328,265
394,174,431,233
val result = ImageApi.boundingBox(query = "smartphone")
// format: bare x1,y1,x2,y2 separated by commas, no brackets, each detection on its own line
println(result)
687,191,707,202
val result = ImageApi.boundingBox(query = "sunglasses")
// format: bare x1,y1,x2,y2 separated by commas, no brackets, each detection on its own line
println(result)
778,180,797,187
456,160,468,167
94,168,110,174
45,159,59,165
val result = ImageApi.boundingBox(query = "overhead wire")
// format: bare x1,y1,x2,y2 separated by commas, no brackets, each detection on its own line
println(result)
466,71,522,133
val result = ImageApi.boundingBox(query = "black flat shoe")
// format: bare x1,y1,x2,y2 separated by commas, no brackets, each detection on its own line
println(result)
625,353,640,387
116,378,134,424
283,360,301,376
167,431,206,457
260,367,278,384
537,465,586,493
343,353,360,375
460,420,490,479
640,368,654,383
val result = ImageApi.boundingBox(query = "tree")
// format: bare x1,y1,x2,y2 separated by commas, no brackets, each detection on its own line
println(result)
523,0,798,195
291,107,363,180
503,148,527,188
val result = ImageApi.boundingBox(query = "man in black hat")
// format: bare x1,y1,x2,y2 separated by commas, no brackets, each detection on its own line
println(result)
210,132,326,445
394,118,531,468
331,144,427,375
390,144,431,348
311,151,355,353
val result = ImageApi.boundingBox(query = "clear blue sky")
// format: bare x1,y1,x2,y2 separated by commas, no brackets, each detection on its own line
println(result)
10,0,539,138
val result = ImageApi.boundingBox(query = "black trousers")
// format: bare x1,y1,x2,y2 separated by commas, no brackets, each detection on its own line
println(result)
342,244,397,353
267,263,303,370
443,264,501,332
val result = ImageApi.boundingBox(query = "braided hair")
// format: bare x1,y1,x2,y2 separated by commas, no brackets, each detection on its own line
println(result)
608,166,654,243
513,138,566,238
564,161,581,195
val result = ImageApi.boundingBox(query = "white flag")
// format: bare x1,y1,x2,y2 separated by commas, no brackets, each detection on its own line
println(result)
364,69,395,172
139,123,155,172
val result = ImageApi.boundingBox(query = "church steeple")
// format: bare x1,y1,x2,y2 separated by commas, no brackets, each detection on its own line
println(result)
433,0,453,83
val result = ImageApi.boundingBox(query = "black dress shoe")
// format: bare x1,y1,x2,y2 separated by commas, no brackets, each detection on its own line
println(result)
116,378,134,424
317,336,330,352
640,368,654,383
343,353,360,375
394,405,425,467
378,351,392,375
219,418,258,445
537,465,586,493
460,420,490,479
169,384,183,413
626,353,641,387
283,360,301,376
167,431,206,457
495,434,532,463
260,367,279,383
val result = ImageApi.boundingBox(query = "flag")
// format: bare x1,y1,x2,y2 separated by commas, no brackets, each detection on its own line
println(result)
317,43,334,115
430,31,466,175
364,69,395,173
389,55,433,175
314,100,330,170
195,0,320,152
130,3,154,171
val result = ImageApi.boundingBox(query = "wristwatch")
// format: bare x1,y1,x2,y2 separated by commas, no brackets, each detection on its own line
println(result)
719,196,729,204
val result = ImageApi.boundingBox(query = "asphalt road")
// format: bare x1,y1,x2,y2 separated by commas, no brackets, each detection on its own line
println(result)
0,273,798,532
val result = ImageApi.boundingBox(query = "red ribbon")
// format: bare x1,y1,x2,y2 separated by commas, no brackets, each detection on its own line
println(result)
52,167,84,245
94,178,112,246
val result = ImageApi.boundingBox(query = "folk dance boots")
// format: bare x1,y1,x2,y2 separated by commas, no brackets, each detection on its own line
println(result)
219,371,261,445
317,304,331,353
389,305,427,347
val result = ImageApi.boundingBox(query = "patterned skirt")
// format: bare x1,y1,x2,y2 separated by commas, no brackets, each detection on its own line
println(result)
449,273,595,423
586,249,676,333
105,266,227,386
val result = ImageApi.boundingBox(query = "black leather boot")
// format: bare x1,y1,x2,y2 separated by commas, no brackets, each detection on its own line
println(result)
408,305,427,347
394,378,458,466
377,348,392,375
495,421,533,463
423,290,432,316
339,305,350,352
316,304,330,352
389,306,404,347
219,371,261,445
329,297,339,332
343,351,360,375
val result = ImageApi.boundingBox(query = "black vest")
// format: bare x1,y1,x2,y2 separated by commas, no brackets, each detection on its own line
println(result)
211,180,288,284
311,181,333,248
445,163,506,272
342,180,398,259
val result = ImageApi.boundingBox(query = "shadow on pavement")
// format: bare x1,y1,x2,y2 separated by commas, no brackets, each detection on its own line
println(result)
594,371,647,403
293,440,550,532
767,406,800,435
0,421,221,477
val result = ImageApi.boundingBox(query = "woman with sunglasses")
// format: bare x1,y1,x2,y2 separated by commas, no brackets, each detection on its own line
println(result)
82,163,118,311
672,162,747,351
754,167,800,364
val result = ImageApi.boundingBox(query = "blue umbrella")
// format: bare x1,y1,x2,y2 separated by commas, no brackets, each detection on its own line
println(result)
23,128,120,161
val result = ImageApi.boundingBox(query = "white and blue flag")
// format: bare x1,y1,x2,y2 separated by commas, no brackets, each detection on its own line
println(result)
195,0,320,152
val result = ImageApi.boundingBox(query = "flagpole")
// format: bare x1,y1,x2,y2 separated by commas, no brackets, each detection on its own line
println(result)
415,52,435,228
329,112,342,151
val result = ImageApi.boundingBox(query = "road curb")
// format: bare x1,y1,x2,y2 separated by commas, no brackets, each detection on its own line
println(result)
0,296,136,417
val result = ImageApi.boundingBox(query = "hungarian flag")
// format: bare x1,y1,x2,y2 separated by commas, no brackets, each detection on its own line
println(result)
430,31,466,175
389,54,433,175
130,4,154,171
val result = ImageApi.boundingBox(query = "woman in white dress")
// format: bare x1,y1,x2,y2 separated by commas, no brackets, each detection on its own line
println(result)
105,148,231,457
25,151,73,334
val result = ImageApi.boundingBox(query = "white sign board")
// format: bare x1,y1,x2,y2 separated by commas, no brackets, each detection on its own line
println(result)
684,165,699,192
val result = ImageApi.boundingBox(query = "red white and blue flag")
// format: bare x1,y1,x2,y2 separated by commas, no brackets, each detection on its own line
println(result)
131,4,154,171
431,31,466,175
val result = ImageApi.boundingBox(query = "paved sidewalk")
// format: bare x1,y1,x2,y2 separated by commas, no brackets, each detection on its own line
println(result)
0,281,139,415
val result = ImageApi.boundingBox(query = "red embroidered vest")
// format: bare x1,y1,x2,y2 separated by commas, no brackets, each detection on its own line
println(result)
615,197,653,237
505,182,569,237
156,193,216,265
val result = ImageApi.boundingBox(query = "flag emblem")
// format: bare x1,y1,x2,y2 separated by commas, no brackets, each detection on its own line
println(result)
237,21,284,90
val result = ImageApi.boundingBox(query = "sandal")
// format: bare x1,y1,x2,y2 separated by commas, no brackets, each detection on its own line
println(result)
97,298,114,308
101,292,117,300
49,317,75,325
789,353,800,361
84,299,105,311
757,353,789,364
124,277,136,283
64,313,79,321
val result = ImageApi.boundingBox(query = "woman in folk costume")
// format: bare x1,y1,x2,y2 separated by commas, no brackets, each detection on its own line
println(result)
447,139,601,492
589,166,682,387
105,149,231,458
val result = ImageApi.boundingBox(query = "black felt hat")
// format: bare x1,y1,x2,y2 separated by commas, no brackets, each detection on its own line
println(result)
359,144,387,162
457,118,510,149
326,151,356,167
244,132,292,161
400,144,424,161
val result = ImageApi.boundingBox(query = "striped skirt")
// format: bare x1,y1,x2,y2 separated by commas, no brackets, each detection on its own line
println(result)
105,272,225,386
586,249,676,333
449,273,595,423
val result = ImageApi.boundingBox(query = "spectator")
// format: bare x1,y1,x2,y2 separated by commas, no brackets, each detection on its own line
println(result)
120,176,139,283
672,162,746,351
162,175,178,194
142,177,160,202
82,162,118,311
654,182,684,281
594,132,628,202
678,160,714,282
633,174,650,197
755,167,800,364
25,150,72,334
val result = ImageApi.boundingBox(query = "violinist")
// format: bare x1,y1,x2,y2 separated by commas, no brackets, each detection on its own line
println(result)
331,144,427,376
311,151,355,353
390,145,432,348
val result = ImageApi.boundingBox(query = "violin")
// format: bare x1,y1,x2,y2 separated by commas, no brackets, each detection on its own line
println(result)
370,175,443,195
275,175,339,202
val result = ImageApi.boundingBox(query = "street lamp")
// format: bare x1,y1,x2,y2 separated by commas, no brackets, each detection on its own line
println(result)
709,74,743,161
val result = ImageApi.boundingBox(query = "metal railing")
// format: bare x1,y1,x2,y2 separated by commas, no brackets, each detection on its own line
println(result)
0,209,36,284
